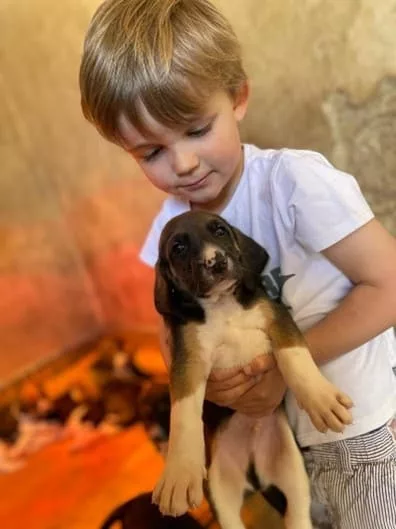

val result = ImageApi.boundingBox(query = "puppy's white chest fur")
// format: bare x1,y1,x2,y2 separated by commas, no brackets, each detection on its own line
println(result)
196,295,272,370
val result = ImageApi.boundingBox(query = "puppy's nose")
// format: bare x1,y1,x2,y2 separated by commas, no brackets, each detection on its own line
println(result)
204,251,227,273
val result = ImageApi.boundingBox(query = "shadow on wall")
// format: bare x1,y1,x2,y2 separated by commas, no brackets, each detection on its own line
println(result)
67,178,160,335
0,179,159,384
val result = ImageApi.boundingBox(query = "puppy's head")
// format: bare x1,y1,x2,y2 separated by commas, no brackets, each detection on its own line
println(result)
155,211,268,322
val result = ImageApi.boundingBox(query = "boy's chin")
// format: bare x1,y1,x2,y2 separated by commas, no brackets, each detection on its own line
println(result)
185,185,231,210
181,191,219,206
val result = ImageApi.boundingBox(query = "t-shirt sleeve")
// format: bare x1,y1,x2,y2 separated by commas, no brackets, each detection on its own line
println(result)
139,211,165,268
139,198,188,267
278,151,374,253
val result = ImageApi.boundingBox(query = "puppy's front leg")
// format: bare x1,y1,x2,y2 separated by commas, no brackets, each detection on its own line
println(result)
153,325,209,517
266,302,353,433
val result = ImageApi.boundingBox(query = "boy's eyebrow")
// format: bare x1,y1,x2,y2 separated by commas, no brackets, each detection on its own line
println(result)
190,112,217,128
127,113,218,152
129,141,158,151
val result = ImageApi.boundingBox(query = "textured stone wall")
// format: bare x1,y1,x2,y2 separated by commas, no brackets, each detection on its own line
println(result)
216,0,396,233
2,0,394,233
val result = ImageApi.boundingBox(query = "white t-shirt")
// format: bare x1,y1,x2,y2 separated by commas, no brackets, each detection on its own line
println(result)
140,144,396,447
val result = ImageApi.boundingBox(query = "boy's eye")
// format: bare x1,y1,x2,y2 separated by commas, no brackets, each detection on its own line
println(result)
142,147,162,162
187,122,212,138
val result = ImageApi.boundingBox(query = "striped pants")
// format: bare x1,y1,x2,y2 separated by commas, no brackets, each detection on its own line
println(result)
303,420,396,529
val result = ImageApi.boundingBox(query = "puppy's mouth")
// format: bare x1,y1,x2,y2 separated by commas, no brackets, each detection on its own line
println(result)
196,251,239,297
169,244,241,299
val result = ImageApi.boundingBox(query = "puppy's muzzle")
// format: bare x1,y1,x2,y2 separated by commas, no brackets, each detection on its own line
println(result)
203,250,228,275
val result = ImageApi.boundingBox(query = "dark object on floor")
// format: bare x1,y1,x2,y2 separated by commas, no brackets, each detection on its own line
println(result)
100,492,203,529
137,382,171,450
101,378,142,427
91,339,152,387
0,405,18,444
40,391,82,424
36,386,106,428
91,342,155,428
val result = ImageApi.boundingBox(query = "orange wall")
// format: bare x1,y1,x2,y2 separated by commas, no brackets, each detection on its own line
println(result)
0,177,165,383
0,0,166,383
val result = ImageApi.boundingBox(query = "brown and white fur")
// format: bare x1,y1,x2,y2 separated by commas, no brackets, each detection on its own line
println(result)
152,211,353,529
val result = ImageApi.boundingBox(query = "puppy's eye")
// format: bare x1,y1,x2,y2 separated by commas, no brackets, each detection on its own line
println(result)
214,225,227,237
171,242,187,256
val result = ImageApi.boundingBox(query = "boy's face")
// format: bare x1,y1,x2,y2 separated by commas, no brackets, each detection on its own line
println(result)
118,85,249,212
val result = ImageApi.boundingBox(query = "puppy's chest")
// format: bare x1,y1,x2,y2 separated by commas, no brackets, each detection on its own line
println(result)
196,296,272,370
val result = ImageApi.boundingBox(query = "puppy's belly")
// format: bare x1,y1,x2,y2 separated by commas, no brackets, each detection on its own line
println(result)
196,300,272,370
215,410,282,456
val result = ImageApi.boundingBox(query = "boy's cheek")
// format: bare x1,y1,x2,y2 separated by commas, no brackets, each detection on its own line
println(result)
141,168,168,190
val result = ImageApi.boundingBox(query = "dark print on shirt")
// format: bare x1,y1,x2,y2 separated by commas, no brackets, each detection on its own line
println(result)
262,266,294,303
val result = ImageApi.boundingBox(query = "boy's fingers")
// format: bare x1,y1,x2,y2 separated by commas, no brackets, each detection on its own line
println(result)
332,403,353,425
242,354,275,376
310,413,328,434
218,372,256,390
208,355,275,383
206,378,257,406
208,367,248,384
337,393,354,409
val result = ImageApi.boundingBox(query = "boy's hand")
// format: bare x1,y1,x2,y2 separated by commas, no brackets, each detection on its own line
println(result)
206,355,286,417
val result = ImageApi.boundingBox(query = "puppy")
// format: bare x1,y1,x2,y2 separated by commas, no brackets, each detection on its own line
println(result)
152,211,353,529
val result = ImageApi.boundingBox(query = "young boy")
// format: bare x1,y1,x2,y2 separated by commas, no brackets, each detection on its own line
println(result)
79,1,396,527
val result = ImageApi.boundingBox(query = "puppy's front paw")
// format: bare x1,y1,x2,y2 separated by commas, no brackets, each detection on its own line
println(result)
296,378,354,434
152,457,206,516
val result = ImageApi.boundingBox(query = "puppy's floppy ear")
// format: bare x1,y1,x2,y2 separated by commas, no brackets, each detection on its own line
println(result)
154,259,170,317
154,258,204,324
232,227,269,287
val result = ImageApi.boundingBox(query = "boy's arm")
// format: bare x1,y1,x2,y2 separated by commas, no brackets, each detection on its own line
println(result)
204,217,396,416
304,218,396,364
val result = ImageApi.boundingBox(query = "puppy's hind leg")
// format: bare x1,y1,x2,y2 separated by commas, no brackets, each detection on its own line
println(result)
208,414,254,529
254,410,312,529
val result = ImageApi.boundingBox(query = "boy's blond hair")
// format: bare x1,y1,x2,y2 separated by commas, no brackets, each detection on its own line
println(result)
79,0,247,144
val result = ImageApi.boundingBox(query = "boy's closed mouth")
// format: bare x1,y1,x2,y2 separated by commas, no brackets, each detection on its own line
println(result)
180,171,213,189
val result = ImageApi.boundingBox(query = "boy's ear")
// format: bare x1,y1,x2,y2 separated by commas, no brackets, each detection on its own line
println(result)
154,259,204,324
233,80,250,122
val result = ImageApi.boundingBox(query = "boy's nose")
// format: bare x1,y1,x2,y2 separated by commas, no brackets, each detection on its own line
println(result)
171,148,199,176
